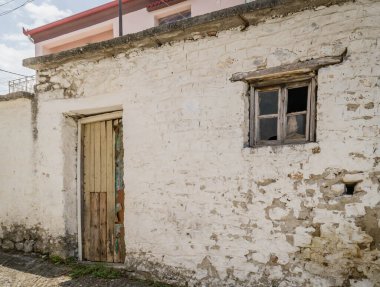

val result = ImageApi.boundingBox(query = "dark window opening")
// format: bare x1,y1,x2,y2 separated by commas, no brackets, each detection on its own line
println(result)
344,183,357,195
287,86,308,113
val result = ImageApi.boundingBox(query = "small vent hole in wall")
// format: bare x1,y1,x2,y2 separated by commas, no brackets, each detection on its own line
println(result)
344,183,357,195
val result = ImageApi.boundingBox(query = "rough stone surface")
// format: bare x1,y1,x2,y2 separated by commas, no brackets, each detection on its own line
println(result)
0,225,76,258
1,0,380,286
11,230,25,243
15,242,24,251
24,240,35,253
33,241,44,254
343,173,365,183
2,240,14,250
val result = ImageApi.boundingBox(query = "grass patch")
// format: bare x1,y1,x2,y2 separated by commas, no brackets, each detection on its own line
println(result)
49,255,76,265
69,263,121,279
48,255,121,279
49,255,66,265
47,256,173,285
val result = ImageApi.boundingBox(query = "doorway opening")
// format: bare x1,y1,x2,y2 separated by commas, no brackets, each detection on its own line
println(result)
78,111,125,263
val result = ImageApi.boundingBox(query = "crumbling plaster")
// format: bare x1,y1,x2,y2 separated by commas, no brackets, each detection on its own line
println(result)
1,0,379,286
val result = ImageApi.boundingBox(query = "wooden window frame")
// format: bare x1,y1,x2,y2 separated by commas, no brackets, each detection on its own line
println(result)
230,54,346,148
157,9,191,25
249,78,316,147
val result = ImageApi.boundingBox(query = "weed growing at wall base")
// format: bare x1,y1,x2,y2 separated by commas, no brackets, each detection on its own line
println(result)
49,255,121,279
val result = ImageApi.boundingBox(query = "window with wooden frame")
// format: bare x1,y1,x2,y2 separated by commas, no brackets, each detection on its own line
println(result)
250,79,316,146
157,9,191,25
230,54,346,148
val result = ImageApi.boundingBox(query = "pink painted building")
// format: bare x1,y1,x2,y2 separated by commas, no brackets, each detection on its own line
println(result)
24,0,246,56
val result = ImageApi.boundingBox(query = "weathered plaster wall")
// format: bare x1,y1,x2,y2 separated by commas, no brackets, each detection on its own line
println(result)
0,94,77,256
0,97,34,228
0,97,38,253
30,0,380,285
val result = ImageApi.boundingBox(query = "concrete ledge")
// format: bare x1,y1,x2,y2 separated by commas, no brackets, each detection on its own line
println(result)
0,92,34,102
23,0,352,70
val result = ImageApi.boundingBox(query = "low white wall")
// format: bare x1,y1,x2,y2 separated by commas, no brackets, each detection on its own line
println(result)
0,97,34,228
0,94,77,256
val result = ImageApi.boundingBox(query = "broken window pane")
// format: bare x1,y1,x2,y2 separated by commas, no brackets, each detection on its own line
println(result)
259,118,277,141
287,86,308,113
258,90,278,115
286,114,306,139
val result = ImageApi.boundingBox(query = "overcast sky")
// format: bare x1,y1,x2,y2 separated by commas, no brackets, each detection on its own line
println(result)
0,0,109,94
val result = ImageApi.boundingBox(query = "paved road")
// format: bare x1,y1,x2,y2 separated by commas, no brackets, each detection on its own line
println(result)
0,251,159,287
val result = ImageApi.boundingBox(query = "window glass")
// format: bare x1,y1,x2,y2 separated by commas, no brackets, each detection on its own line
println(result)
287,86,308,113
258,90,278,115
259,118,278,141
158,10,191,25
286,114,306,139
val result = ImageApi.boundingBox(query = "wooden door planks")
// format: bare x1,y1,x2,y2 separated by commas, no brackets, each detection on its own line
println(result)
89,124,95,193
90,192,100,261
99,192,107,261
82,117,124,263
100,121,107,193
94,122,101,193
82,124,91,260
99,121,108,262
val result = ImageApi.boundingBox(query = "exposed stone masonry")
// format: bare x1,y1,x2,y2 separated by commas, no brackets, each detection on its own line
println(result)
0,224,77,258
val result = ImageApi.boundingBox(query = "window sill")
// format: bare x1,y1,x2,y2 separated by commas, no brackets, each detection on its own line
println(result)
243,141,319,152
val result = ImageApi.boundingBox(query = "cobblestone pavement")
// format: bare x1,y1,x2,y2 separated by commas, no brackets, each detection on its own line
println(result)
0,251,159,287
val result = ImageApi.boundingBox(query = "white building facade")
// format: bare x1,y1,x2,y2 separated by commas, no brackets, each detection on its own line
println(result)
2,0,380,286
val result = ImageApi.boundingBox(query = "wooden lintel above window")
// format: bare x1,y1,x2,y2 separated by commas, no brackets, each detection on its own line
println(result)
146,0,187,12
230,52,346,84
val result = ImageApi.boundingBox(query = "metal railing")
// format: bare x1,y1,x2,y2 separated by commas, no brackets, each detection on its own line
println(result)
8,75,35,94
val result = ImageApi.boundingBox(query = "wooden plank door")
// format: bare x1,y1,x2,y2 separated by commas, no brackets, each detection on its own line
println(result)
82,118,125,263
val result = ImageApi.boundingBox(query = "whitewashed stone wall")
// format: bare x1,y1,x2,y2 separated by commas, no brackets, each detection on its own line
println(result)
14,0,380,285
0,97,35,252
0,95,77,256
0,97,34,229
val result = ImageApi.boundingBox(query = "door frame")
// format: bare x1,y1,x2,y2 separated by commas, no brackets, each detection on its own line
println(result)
76,111,123,261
